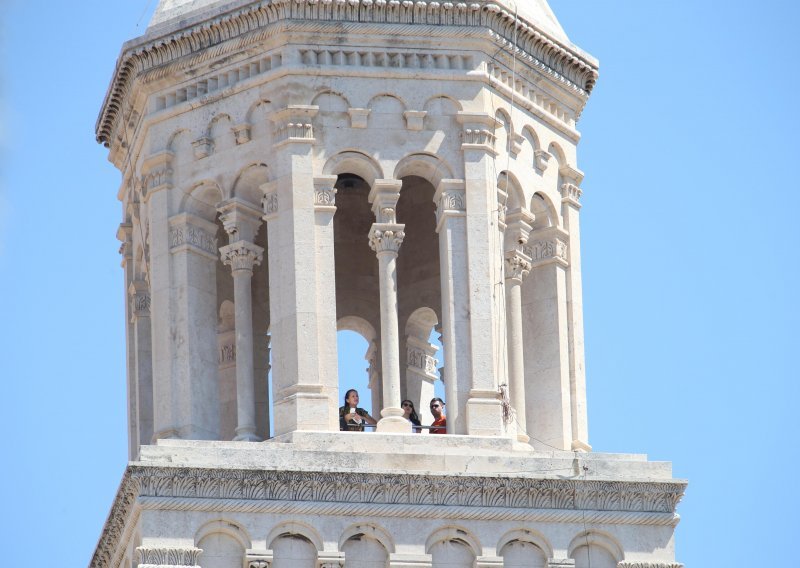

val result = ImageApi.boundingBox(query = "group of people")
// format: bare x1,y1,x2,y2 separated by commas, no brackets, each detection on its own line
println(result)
339,389,446,434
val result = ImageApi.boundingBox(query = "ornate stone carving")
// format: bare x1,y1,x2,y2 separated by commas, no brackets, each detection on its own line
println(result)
271,105,318,144
462,128,496,148
560,183,583,206
369,224,405,255
249,561,270,568
504,250,532,282
524,239,568,264
219,343,236,365
136,546,202,567
169,225,217,256
262,192,279,218
220,241,264,273
407,347,438,375
314,185,337,207
131,292,151,316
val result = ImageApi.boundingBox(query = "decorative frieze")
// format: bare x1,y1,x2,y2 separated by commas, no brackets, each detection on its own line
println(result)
369,224,406,255
547,560,575,568
135,546,202,567
560,183,583,208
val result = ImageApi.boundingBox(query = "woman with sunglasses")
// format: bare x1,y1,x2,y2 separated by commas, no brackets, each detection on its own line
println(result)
401,399,422,432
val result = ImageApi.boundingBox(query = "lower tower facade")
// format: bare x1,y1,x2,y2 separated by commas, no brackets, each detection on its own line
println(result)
93,2,685,567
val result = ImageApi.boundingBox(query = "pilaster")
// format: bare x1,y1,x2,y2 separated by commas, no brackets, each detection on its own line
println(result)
434,178,471,434
559,164,591,452
129,279,154,449
457,111,508,437
118,222,138,458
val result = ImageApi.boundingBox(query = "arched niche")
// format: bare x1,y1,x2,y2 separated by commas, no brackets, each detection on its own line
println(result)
568,531,624,568
426,526,480,568
340,523,393,568
498,529,552,568
267,522,322,568
529,192,559,231
195,519,250,568
231,163,269,208
323,151,384,188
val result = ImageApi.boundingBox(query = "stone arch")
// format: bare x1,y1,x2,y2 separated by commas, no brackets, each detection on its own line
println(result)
405,307,438,341
339,523,395,554
338,315,378,344
422,95,462,113
495,108,513,155
425,526,481,557
547,141,567,166
232,163,270,207
404,307,440,424
167,128,194,163
182,180,224,222
323,150,385,188
497,529,553,560
522,125,542,153
207,113,236,153
195,519,252,550
567,530,624,566
266,521,324,552
393,153,455,192
368,94,407,130
195,519,250,568
497,170,527,211
246,99,272,141
530,192,559,230
312,89,351,111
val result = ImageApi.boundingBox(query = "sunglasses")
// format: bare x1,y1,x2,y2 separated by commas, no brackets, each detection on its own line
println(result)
430,404,442,408
402,403,413,408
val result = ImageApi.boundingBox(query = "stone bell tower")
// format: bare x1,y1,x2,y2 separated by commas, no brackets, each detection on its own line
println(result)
93,1,685,568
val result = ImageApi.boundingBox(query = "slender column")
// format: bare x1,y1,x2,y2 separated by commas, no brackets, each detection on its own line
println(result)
367,340,383,413
129,280,154,448
369,221,407,431
219,199,264,441
434,179,471,434
118,222,138,458
504,210,533,443
560,165,591,452
458,112,508,437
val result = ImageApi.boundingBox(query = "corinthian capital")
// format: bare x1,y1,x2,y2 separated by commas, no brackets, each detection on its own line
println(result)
369,223,405,255
504,249,532,283
220,240,264,273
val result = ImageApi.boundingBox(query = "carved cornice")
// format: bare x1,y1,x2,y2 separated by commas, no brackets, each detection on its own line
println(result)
96,0,598,147
92,465,685,567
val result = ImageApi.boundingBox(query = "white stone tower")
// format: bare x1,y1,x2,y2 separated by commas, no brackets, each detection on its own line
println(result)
93,2,685,568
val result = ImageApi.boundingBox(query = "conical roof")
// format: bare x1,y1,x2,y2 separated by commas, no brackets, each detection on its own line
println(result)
149,0,569,43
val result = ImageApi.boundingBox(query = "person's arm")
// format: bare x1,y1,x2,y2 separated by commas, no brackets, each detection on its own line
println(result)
359,408,377,425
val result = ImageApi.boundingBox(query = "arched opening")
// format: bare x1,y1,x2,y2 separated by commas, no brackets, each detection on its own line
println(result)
430,539,475,568
396,175,443,429
500,540,547,568
341,532,389,568
197,532,245,568
337,328,376,421
271,535,317,568
572,545,618,568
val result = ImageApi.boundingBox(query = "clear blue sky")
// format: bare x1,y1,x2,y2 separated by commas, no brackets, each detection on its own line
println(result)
1,1,797,566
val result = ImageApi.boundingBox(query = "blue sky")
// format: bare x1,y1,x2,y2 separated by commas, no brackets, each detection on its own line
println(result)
1,1,797,566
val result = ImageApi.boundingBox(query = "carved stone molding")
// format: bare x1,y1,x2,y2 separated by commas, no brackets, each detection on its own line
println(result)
135,546,202,567
368,179,403,223
617,563,684,568
218,198,264,243
169,215,219,260
314,175,339,212
547,560,575,568
317,551,345,568
246,549,274,568
270,105,318,145
504,249,532,283
369,223,405,255
434,179,467,229
524,238,568,265
140,151,174,197
128,281,151,318
407,346,438,378
97,1,598,147
220,240,264,273
261,181,280,220
560,183,583,208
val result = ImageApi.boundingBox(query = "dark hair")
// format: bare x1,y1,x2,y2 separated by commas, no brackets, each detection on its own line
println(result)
344,389,358,406
402,399,421,426
430,397,445,407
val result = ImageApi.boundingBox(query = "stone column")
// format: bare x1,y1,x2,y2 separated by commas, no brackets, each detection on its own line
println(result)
434,179,471,434
504,209,533,443
458,112,508,437
129,280,154,448
368,179,407,432
262,105,338,435
219,198,264,441
367,340,383,413
560,165,591,452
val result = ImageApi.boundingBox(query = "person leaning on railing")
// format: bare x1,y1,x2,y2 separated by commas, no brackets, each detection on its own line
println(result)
429,398,446,434
339,388,377,431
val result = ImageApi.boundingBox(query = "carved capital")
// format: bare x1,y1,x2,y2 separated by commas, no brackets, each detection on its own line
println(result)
317,552,345,568
458,111,501,154
314,175,339,212
504,249,532,283
135,546,202,567
169,213,218,260
369,223,405,255
140,151,174,198
560,183,583,208
220,240,264,273
128,281,151,318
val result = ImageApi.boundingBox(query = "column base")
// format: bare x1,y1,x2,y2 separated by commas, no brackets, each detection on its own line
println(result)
571,439,592,452
516,433,530,444
376,412,412,433
233,429,263,442
466,396,506,437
